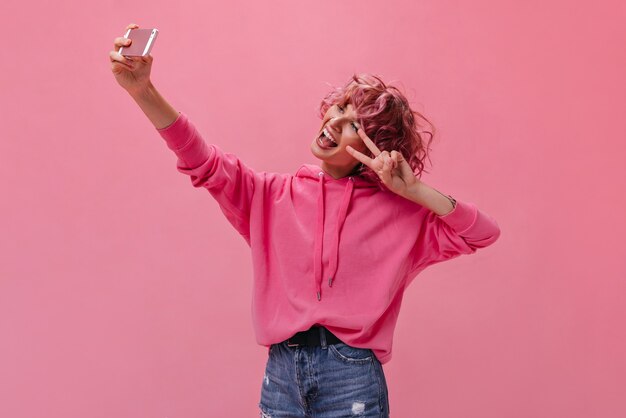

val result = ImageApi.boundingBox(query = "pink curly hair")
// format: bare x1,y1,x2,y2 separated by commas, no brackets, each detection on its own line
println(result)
318,73,435,184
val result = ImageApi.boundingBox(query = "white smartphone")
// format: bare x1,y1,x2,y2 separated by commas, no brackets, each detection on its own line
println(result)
119,28,159,57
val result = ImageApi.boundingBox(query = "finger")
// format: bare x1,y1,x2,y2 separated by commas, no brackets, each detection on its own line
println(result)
356,128,382,157
110,60,135,72
379,150,391,168
391,150,414,178
138,54,153,64
380,154,393,185
346,145,375,169
376,151,388,172
114,36,132,52
115,23,139,52
109,49,135,68
388,151,399,171
389,150,401,170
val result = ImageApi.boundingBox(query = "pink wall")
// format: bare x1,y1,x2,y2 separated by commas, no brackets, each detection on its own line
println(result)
1,0,625,417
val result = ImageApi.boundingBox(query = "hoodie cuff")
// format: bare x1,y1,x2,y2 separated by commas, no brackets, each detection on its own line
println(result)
437,199,478,234
156,111,191,150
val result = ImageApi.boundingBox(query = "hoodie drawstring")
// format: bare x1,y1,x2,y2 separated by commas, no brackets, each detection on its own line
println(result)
328,177,354,288
313,172,355,301
314,173,325,301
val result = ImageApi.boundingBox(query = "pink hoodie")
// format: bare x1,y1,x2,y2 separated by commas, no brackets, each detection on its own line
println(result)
157,111,501,364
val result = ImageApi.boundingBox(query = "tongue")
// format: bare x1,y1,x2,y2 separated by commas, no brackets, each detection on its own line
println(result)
321,134,337,147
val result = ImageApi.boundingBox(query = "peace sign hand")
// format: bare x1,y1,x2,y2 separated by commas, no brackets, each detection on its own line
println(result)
346,128,419,198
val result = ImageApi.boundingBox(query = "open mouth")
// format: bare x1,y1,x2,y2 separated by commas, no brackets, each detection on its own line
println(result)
317,128,338,149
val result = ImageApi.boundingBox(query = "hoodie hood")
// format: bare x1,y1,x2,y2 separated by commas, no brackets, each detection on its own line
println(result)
295,164,382,301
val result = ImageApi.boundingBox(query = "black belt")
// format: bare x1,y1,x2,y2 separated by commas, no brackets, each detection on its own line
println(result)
284,325,343,347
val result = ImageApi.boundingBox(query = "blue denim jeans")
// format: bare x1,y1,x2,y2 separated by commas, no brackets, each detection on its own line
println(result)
258,328,390,417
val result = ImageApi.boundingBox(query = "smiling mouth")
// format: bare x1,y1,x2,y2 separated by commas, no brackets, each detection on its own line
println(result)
317,127,338,148
317,132,338,149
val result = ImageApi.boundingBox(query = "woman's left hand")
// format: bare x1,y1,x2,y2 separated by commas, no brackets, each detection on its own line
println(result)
346,129,420,198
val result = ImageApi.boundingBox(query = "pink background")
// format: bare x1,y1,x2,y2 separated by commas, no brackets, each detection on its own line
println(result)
1,1,625,417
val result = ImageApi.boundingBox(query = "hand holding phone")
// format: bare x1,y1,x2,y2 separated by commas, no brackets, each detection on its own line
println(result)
110,24,156,95
119,27,159,57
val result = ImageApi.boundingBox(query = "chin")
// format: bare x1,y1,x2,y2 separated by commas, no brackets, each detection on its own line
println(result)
310,142,321,159
310,141,328,160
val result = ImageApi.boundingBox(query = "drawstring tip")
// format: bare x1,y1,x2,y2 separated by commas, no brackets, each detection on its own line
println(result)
328,277,333,287
316,291,321,301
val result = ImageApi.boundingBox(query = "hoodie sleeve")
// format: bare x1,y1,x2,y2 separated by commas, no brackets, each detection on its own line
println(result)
156,111,259,244
407,198,501,276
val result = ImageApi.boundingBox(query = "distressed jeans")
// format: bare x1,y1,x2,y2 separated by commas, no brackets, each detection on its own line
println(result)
258,327,390,417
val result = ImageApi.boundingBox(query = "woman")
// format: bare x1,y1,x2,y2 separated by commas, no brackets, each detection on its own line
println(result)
110,23,501,418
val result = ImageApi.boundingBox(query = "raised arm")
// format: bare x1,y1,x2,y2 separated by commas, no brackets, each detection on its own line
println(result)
109,23,178,130
129,82,179,130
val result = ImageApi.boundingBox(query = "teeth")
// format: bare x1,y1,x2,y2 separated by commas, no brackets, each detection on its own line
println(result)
323,128,337,144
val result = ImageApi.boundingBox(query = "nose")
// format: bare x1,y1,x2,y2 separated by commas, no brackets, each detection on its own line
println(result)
327,117,341,134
